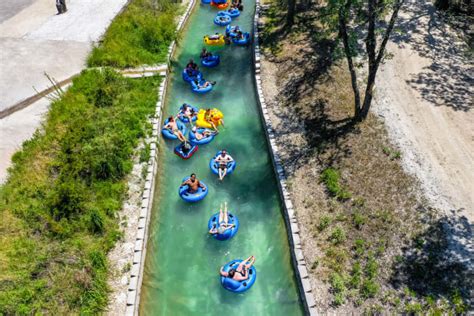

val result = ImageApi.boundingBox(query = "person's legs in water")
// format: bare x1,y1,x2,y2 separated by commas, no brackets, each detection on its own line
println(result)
176,131,186,143
223,202,229,225
218,203,224,223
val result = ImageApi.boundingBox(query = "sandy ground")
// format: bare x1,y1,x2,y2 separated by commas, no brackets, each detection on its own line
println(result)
0,0,128,183
374,1,473,222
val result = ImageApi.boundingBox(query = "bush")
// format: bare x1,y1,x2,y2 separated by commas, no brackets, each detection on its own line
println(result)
317,215,332,232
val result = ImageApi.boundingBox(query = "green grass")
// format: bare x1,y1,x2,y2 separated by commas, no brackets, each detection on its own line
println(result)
320,168,352,200
0,69,160,313
87,0,178,68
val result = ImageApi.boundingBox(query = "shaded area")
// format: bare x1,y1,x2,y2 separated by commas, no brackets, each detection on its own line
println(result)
390,210,473,309
389,0,473,111
0,0,34,23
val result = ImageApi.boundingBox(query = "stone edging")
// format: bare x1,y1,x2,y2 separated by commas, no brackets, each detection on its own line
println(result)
124,0,196,314
252,2,317,315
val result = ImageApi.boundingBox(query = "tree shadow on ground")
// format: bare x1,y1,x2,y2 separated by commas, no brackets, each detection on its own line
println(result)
390,209,473,303
388,0,473,111
259,4,358,175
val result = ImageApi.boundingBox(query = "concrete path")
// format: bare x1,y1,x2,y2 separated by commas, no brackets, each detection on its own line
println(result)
0,0,128,183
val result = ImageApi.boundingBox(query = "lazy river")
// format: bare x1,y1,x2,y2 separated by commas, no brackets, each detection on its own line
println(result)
139,1,304,314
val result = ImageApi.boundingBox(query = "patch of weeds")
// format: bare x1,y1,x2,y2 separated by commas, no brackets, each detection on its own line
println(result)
382,145,402,160
352,211,366,230
325,247,347,273
450,289,468,314
317,215,332,232
348,261,362,288
365,255,378,279
404,302,423,314
121,262,131,273
329,227,346,245
311,260,319,270
330,272,346,306
354,239,366,257
320,168,352,200
139,143,151,163
352,197,365,207
361,279,379,298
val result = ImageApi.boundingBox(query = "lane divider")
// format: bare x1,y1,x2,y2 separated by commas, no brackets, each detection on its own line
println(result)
252,2,317,315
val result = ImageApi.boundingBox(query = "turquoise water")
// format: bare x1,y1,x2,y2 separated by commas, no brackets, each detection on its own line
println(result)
140,1,303,315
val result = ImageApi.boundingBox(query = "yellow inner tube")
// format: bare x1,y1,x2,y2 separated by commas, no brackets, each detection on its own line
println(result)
203,34,225,46
196,109,224,129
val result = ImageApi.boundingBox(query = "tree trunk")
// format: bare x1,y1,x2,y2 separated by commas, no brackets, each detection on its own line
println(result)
287,0,296,26
338,1,361,118
358,0,405,120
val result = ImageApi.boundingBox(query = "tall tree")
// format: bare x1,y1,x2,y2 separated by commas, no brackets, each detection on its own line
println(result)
324,0,405,120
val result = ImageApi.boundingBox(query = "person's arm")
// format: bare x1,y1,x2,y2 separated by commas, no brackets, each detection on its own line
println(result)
220,267,228,277
198,180,206,190
209,227,217,234
180,179,189,187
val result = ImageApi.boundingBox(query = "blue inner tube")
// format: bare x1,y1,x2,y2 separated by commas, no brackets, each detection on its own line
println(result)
178,104,198,123
214,15,231,26
191,80,213,94
225,25,241,38
161,118,186,140
189,128,215,145
174,143,198,160
210,151,236,175
212,0,227,3
201,55,220,68
179,177,208,203
201,0,211,3
182,69,202,83
220,260,257,293
208,212,239,240
223,8,240,17
232,32,250,45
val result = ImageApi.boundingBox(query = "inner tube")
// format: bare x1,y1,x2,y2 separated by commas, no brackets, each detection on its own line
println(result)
214,15,231,26
179,177,208,203
178,104,198,123
196,108,224,129
208,212,239,240
201,0,211,3
222,8,240,17
225,25,240,38
201,55,220,68
182,69,202,83
232,32,250,45
209,151,236,175
203,34,226,46
161,118,186,140
220,260,257,293
191,80,214,94
174,143,198,160
189,128,216,145
211,0,229,9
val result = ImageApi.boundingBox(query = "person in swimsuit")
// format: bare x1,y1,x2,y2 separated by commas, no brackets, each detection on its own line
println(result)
164,116,186,142
214,150,234,181
195,80,216,89
200,48,212,59
180,173,206,194
179,104,197,124
220,255,256,281
186,59,198,70
209,202,235,235
192,126,215,140
209,33,221,40
204,108,223,132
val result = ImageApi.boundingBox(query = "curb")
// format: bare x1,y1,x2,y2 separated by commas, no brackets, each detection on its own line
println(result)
123,0,197,314
252,2,317,315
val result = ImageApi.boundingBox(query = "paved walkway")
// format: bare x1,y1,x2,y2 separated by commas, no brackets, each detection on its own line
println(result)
0,0,128,182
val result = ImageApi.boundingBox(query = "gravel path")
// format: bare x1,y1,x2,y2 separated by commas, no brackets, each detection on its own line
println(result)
373,0,473,266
